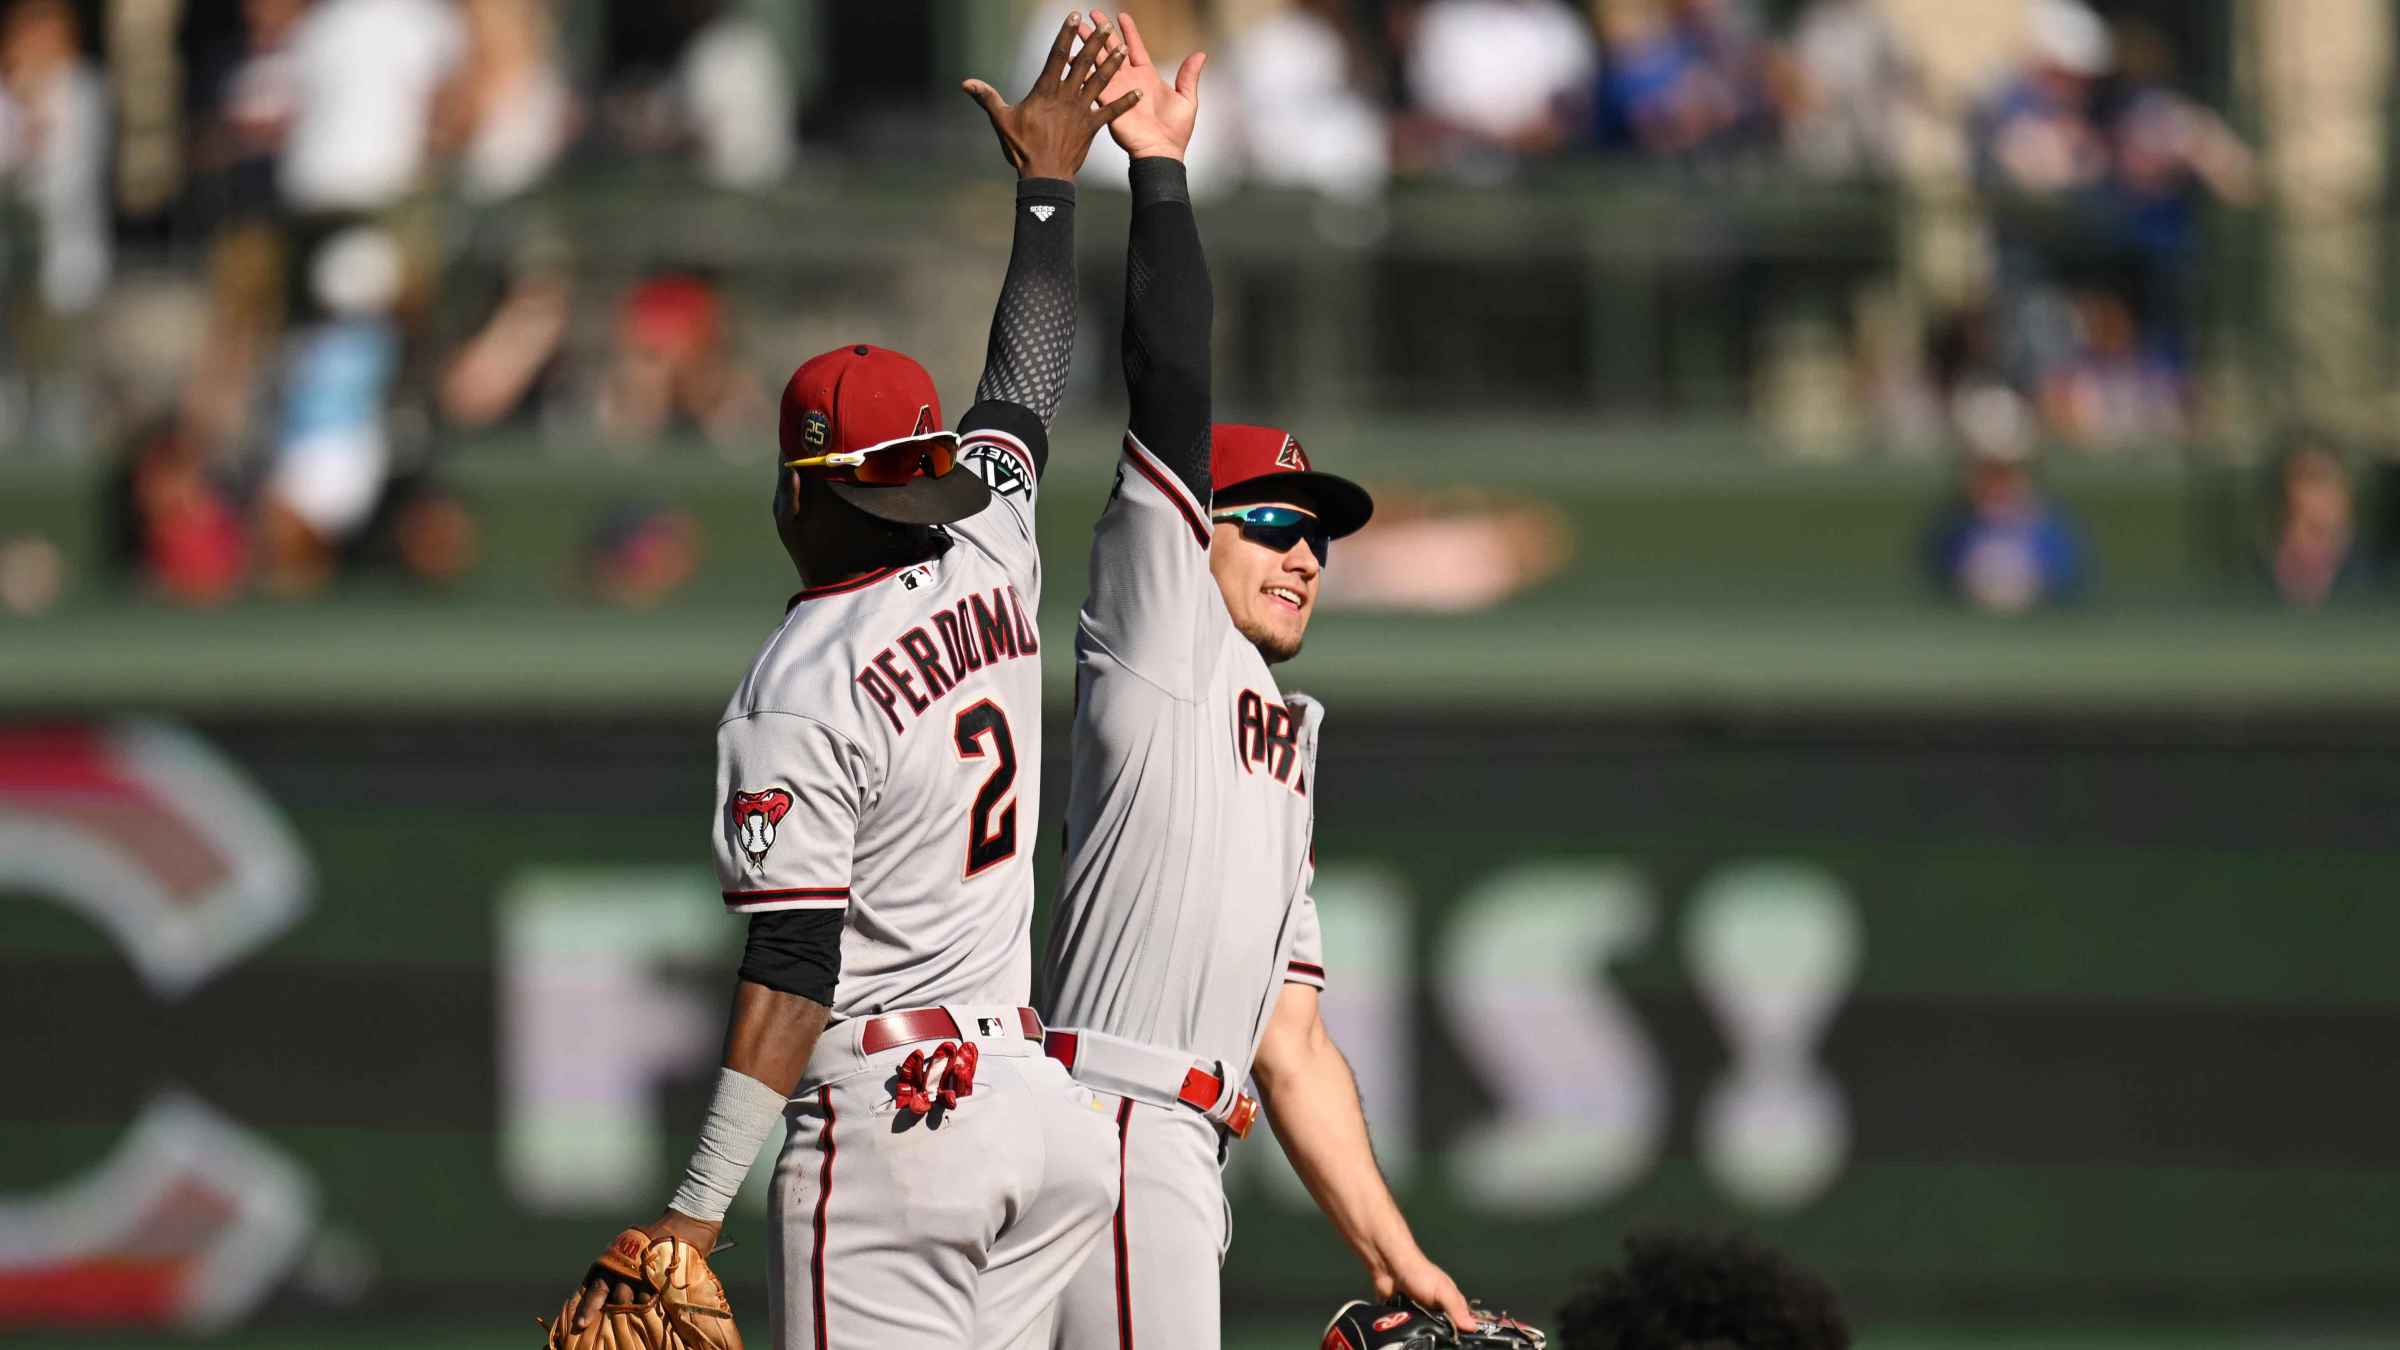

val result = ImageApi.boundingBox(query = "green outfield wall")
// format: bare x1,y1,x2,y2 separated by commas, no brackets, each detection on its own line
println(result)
4,710,2395,1345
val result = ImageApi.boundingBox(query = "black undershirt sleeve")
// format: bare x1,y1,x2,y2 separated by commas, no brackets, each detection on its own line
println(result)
738,909,842,1008
972,177,1079,464
1121,157,1213,507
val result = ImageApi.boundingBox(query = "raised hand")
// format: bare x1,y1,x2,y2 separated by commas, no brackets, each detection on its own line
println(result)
1091,10,1205,162
962,11,1138,180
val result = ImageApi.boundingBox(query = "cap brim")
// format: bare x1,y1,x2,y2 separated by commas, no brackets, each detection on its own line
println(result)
1216,471,1375,538
828,468,992,526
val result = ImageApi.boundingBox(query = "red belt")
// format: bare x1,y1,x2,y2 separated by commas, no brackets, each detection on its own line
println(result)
1041,1031,1259,1140
858,1006,1043,1055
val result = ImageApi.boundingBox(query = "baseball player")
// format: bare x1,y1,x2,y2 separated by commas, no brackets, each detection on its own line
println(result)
1036,14,1477,1350
557,18,1142,1350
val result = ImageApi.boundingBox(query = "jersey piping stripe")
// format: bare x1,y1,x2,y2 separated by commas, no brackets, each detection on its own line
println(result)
787,566,901,609
1112,1096,1136,1350
1121,432,1209,548
963,428,1037,480
1286,960,1326,982
810,1085,836,1350
721,887,850,909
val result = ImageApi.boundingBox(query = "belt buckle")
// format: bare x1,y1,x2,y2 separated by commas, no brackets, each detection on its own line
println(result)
1223,1092,1257,1140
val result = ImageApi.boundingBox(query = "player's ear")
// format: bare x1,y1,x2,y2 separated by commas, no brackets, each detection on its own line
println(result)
774,468,805,524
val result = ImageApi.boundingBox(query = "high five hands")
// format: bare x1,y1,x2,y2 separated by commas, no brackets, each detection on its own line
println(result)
1087,10,1206,162
963,10,1138,181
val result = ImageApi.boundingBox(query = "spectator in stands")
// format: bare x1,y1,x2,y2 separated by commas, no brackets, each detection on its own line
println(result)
1590,0,1786,162
183,0,308,452
437,227,573,435
113,419,249,605
2035,289,2185,450
279,0,465,324
1784,0,1916,179
1923,383,2089,613
0,0,111,452
256,227,405,595
1224,0,1389,200
2266,438,2369,610
1973,0,2111,197
1558,1229,1849,1350
1971,0,2118,444
593,269,766,454
676,0,793,190
440,0,575,205
579,503,703,608
1397,0,1596,177
281,0,463,216
1662,0,1785,149
2100,19,2256,384
1591,0,1722,157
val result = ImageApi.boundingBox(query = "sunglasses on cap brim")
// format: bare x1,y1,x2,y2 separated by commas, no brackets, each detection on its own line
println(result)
1210,504,1331,564
785,431,963,486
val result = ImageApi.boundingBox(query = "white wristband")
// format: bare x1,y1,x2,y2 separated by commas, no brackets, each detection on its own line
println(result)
667,1068,789,1224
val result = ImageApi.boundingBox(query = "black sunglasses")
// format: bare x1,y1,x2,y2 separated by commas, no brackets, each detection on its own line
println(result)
1211,504,1330,565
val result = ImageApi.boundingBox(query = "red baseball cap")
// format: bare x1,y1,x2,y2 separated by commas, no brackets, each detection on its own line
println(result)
1210,424,1373,538
779,343,989,526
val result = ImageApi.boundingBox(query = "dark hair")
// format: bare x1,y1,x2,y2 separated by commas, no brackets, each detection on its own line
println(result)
1556,1230,1849,1350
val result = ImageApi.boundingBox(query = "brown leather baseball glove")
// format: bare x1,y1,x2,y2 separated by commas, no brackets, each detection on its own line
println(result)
541,1228,743,1350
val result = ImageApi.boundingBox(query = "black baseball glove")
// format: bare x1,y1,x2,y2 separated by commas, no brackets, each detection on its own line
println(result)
1321,1296,1547,1350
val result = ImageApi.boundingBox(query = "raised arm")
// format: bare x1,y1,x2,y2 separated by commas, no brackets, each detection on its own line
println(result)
1072,13,1223,693
970,172,1079,436
954,15,1135,521
962,11,1137,437
1111,13,1213,503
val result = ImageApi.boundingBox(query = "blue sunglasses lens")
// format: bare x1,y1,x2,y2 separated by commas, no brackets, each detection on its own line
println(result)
1215,507,1329,563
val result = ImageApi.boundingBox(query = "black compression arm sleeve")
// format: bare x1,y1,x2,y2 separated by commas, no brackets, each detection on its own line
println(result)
1121,157,1213,506
974,177,1079,432
738,909,842,1008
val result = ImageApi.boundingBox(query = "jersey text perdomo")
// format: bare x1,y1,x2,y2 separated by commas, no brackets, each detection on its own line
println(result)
855,583,1041,733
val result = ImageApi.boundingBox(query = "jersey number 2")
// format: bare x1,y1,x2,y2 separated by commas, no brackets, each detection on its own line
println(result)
953,700,1018,878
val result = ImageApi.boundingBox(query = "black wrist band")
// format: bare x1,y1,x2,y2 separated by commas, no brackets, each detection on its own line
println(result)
1128,157,1189,208
1019,177,1077,203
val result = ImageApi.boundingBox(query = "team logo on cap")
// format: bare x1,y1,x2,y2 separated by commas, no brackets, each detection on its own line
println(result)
1276,436,1309,470
801,410,829,450
730,788,794,870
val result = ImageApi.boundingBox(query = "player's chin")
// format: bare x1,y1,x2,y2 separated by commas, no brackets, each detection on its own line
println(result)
1241,611,1308,665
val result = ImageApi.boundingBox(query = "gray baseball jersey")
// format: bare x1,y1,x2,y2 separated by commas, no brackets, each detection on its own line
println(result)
1039,156,1328,1350
716,417,1049,1017
1039,429,1328,1084
698,175,1119,1350
719,408,1117,1350
1038,436,1329,1350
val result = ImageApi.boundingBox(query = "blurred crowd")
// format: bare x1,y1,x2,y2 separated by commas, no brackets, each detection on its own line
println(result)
7,0,779,604
0,0,2344,612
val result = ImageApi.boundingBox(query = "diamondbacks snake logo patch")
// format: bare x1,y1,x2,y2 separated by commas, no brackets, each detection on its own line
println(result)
730,788,794,870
